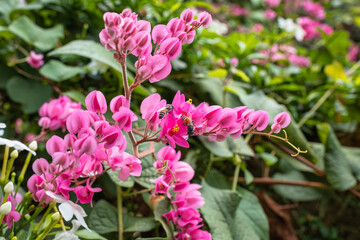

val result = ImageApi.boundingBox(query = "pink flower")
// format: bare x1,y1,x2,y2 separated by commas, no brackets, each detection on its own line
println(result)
301,1,325,20
74,179,101,206
288,54,310,67
230,57,239,67
248,110,269,131
46,136,67,156
348,44,360,62
230,4,249,16
271,112,291,133
264,9,276,20
265,0,281,8
181,9,194,24
252,24,264,33
27,51,44,68
85,90,107,114
112,107,138,132
66,111,91,134
152,24,170,44
140,94,167,131
160,37,182,60
117,152,142,180
198,12,212,28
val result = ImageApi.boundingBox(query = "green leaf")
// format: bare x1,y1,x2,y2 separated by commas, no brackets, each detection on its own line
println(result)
259,152,278,166
208,69,228,78
239,90,318,163
273,171,324,201
9,16,63,51
123,214,157,232
40,60,84,82
199,136,233,158
237,188,269,240
234,70,250,82
201,181,260,240
324,30,351,57
317,124,357,191
49,40,122,72
344,146,360,181
107,170,135,188
198,78,223,104
88,200,118,234
324,61,348,82
62,90,86,106
154,198,173,240
6,76,52,114
75,229,106,240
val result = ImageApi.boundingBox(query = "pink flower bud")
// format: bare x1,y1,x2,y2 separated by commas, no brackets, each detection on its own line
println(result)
181,9,194,24
32,158,51,175
112,107,137,132
121,8,132,18
99,29,114,50
66,111,91,134
160,37,182,60
167,18,186,35
85,90,107,114
230,57,239,67
122,17,135,34
134,31,151,49
46,136,66,155
100,126,124,149
73,136,97,155
147,55,172,83
152,24,170,44
38,117,51,129
27,51,44,69
110,95,130,113
123,37,136,51
185,30,195,44
271,112,291,133
103,12,121,27
248,110,269,131
137,20,151,32
64,133,77,148
198,12,212,28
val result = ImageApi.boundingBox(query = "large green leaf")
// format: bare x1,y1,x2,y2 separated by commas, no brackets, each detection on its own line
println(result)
49,40,122,72
107,170,135,188
75,229,106,240
237,188,269,240
6,76,52,114
201,181,260,240
40,60,85,82
89,200,157,234
9,16,63,51
317,124,357,191
273,171,324,201
239,90,318,162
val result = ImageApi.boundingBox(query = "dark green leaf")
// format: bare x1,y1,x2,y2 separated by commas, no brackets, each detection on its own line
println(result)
62,90,86,107
6,76,52,114
107,170,135,188
49,40,122,72
40,60,84,82
88,200,118,234
9,16,63,51
154,198,173,240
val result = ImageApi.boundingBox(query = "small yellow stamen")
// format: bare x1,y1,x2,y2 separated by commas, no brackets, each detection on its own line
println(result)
171,124,179,133
186,98,192,104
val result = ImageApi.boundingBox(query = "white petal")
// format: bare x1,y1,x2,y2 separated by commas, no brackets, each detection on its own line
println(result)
0,137,36,156
0,123,6,129
59,202,74,221
45,191,66,203
70,220,81,234
74,210,90,231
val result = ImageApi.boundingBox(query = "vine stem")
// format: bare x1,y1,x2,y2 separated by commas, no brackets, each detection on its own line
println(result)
117,186,124,240
119,56,139,158
231,154,241,191
235,177,330,188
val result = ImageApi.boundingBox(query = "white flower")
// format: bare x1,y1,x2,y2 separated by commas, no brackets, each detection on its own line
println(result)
278,18,305,41
54,220,81,240
0,123,36,156
207,19,228,36
0,123,6,137
46,191,90,231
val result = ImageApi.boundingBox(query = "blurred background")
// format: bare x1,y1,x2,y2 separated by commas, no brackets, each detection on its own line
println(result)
1,0,360,239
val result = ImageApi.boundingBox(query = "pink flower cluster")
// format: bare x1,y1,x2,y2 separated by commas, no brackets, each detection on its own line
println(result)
252,44,310,67
38,96,81,131
264,9,276,20
27,51,44,69
348,44,360,62
152,146,210,240
100,8,211,84
265,0,281,8
297,16,333,40
1,194,22,228
301,1,325,20
230,4,249,16
140,91,291,148
29,91,141,205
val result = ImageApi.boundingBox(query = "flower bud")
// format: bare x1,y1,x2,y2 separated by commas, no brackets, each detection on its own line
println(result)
160,37,182,60
85,90,107,114
10,150,18,159
4,182,14,194
152,24,170,44
29,141,38,151
134,31,151,49
198,12,212,28
271,112,291,133
110,95,130,113
230,57,239,67
0,202,12,215
38,117,51,129
51,212,61,221
46,136,66,156
33,158,51,175
248,110,269,131
181,8,194,24
167,18,186,34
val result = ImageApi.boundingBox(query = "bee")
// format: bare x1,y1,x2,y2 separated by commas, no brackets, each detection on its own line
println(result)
158,104,174,119
181,115,195,137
